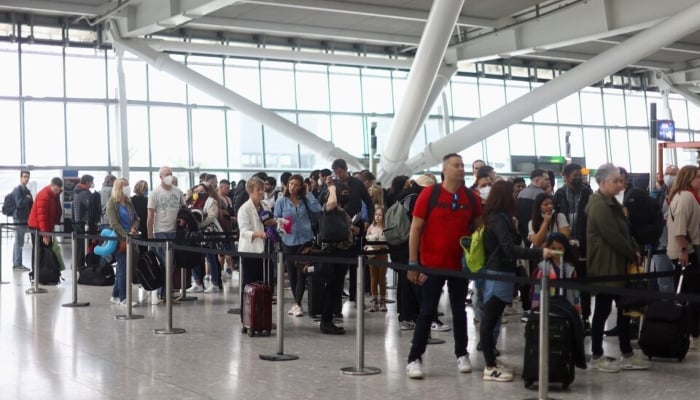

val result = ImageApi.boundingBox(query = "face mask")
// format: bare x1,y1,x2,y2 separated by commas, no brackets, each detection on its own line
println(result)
90,182,95,189
615,191,624,204
122,186,130,197
143,190,148,197
337,194,350,205
663,174,676,188
478,186,491,201
571,177,583,189
163,175,173,186
317,179,323,187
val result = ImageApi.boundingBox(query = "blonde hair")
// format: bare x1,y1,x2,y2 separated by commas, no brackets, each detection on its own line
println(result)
111,178,131,203
133,180,148,196
370,183,383,207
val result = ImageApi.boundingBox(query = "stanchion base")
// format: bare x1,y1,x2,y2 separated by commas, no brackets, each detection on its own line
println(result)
228,308,241,315
115,314,144,320
175,295,197,302
0,281,10,284
154,327,186,335
523,397,560,400
259,353,299,361
62,302,90,308
384,299,395,304
427,338,445,345
25,288,48,294
340,366,381,376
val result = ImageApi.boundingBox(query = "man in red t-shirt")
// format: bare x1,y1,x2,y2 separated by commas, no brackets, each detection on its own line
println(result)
405,153,482,379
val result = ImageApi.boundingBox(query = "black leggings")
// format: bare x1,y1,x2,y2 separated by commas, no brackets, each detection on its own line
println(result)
282,243,307,305
480,296,507,367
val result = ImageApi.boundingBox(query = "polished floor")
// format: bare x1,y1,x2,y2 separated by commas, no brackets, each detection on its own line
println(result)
1,235,699,400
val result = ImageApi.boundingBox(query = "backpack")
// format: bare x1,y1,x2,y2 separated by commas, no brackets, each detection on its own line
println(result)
460,226,486,273
133,249,165,291
624,188,664,246
2,192,16,216
87,191,103,228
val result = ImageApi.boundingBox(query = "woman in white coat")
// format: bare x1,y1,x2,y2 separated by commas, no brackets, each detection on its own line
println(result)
237,177,274,319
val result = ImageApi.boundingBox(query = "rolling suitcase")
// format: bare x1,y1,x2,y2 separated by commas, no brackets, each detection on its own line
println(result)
638,271,689,361
522,257,575,389
242,247,273,337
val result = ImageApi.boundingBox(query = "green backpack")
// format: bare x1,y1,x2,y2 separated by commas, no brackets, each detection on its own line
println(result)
460,225,486,273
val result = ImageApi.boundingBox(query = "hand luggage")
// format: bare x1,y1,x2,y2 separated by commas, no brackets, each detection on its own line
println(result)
638,270,689,361
522,256,575,389
133,249,165,291
30,243,62,285
78,264,115,286
242,248,273,337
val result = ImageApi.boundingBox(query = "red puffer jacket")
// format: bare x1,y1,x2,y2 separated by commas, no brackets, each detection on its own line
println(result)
28,186,62,232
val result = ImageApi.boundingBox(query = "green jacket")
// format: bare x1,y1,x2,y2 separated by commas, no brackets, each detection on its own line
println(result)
585,192,638,289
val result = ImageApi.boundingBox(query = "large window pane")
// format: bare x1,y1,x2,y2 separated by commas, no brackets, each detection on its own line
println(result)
0,48,19,95
478,78,506,116
580,88,604,125
534,125,561,156
557,92,581,125
450,78,480,118
0,101,21,164
298,113,331,170
531,82,558,123
603,89,626,127
225,59,260,104
628,129,651,173
329,66,362,112
625,93,647,127
260,61,295,109
192,109,227,169
485,130,511,171
559,127,585,158
126,105,150,167
296,64,329,111
508,124,535,155
150,107,188,167
25,101,65,165
331,115,364,157
187,56,224,106
608,129,630,170
227,111,263,169
669,96,689,129
65,48,106,98
264,113,300,169
21,45,63,97
582,128,607,168
362,69,393,114
120,54,148,101
66,104,109,166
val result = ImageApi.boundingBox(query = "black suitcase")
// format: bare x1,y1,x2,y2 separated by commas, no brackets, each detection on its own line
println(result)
638,273,689,361
306,270,342,319
522,257,575,389
78,265,115,286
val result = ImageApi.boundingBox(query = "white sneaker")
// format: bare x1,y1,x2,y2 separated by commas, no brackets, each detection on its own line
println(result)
203,274,211,281
203,285,220,293
482,366,513,382
690,337,700,352
495,359,515,373
188,283,204,293
288,304,297,315
293,305,304,317
110,297,120,304
119,299,139,307
406,360,424,379
590,356,620,373
431,320,451,332
619,353,650,370
457,355,472,373
222,271,233,281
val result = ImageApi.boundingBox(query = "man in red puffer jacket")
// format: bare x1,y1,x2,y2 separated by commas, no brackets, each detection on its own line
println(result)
28,177,63,249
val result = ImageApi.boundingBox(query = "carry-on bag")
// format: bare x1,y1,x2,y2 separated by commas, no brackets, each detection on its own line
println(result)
242,243,273,337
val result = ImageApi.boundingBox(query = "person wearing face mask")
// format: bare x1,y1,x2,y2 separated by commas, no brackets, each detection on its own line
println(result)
147,167,185,300
99,174,116,229
106,178,140,306
71,174,94,268
554,163,593,334
475,168,493,203
650,165,678,294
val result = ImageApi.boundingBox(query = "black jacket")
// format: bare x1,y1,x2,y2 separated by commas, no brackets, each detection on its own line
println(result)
553,184,592,251
484,212,542,273
12,184,33,221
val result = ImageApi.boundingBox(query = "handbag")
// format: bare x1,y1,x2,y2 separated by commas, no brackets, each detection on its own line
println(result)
319,208,350,243
619,261,648,315
300,195,320,235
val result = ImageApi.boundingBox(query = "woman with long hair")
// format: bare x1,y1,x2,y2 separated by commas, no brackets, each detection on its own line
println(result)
106,178,140,306
528,192,570,248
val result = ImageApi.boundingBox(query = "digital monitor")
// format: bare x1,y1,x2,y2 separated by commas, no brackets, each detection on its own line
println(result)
657,119,675,142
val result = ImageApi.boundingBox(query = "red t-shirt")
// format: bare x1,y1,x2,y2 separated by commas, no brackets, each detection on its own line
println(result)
413,185,482,271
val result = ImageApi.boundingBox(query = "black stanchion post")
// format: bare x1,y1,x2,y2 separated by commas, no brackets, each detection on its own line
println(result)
260,249,299,361
176,267,197,302
228,255,243,315
62,230,89,308
341,255,381,376
25,229,47,295
116,238,143,320
0,224,9,284
154,240,185,334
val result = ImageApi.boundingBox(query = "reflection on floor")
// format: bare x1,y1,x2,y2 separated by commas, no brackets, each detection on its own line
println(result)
1,238,698,400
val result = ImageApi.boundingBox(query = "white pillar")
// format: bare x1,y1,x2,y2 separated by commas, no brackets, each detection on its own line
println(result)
380,0,464,178
115,48,130,181
403,1,700,174
109,29,366,171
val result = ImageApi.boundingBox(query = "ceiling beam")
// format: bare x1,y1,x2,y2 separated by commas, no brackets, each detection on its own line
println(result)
0,0,107,16
188,16,422,46
519,50,672,70
240,0,496,28
453,0,700,64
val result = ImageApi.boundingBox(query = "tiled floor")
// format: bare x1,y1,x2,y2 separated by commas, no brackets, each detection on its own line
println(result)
1,236,699,400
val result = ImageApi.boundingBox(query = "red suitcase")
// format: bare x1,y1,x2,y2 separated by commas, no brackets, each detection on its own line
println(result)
242,281,273,337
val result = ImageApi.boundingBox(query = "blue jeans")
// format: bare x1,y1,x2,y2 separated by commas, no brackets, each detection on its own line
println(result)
407,273,468,362
13,220,26,267
652,251,674,294
112,251,127,300
473,279,501,343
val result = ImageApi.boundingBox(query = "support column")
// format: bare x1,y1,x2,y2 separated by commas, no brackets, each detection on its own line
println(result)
401,1,700,174
108,23,365,171
116,48,130,181
380,0,464,179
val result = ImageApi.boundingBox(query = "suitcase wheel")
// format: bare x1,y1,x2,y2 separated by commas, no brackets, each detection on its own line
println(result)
242,327,248,334
562,383,570,390
263,330,271,337
248,329,256,337
524,380,534,389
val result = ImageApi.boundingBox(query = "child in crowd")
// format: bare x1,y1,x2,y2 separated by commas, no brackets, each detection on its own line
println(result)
365,205,388,312
531,232,580,313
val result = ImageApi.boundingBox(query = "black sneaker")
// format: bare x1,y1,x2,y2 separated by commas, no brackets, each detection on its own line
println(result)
604,326,619,336
583,320,591,336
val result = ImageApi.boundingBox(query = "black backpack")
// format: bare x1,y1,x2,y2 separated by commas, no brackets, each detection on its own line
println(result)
133,249,165,291
2,192,16,216
624,188,664,246
87,191,103,228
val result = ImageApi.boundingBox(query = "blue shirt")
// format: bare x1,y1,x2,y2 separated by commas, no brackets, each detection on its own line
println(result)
273,192,322,246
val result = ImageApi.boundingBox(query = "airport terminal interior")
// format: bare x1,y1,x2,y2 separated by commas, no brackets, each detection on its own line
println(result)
4,0,700,398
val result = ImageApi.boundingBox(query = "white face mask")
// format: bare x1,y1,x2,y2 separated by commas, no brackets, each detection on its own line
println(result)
615,191,624,204
478,186,491,201
663,174,676,188
122,186,130,197
163,175,173,186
